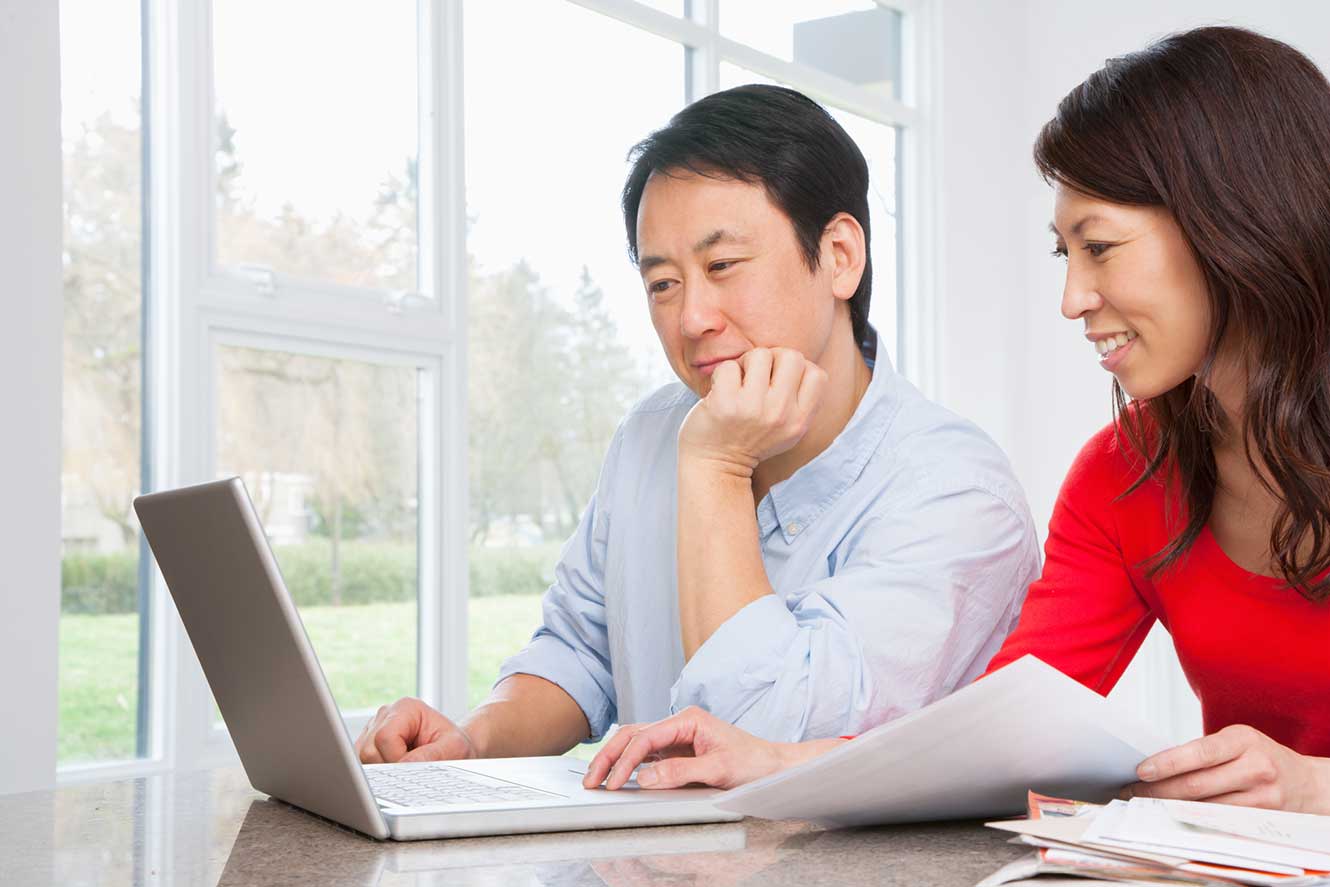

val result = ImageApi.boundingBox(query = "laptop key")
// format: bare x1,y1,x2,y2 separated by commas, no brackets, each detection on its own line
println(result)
366,765,559,808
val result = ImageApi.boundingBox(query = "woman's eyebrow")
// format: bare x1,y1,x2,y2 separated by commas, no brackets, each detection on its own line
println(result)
1050,215,1108,238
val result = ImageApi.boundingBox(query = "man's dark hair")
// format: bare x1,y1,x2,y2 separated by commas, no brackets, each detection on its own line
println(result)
621,85,873,345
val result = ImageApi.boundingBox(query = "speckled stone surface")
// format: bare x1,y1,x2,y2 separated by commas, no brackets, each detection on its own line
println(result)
1,766,1030,885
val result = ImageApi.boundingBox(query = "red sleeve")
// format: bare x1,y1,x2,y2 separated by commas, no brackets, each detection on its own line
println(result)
984,423,1157,695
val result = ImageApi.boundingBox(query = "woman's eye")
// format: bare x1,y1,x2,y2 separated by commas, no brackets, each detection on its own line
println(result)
1085,242,1113,258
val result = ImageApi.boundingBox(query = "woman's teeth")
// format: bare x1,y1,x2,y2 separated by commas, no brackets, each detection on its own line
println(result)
1096,330,1137,358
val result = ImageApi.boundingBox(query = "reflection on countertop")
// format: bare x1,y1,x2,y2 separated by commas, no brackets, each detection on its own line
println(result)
1,766,1026,886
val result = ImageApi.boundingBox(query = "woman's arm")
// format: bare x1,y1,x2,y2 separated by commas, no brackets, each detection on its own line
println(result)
985,423,1155,691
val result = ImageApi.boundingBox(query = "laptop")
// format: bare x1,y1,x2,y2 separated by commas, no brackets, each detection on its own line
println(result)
133,478,743,841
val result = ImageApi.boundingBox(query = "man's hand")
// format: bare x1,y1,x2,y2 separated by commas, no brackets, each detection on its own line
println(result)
582,706,789,791
354,697,477,764
678,347,828,477
1122,724,1330,812
581,706,842,792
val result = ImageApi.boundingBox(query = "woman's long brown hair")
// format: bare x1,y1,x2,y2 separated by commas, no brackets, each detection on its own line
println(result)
1034,26,1330,601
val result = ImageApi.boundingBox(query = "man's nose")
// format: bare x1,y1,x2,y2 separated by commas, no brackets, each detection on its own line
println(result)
679,280,726,339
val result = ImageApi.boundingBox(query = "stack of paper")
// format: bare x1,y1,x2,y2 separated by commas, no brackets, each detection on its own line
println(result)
980,791,1330,886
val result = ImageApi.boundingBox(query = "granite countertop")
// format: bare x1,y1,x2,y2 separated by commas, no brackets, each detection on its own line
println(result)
2,766,1029,886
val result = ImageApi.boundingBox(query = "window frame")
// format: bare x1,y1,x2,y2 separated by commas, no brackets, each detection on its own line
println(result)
57,0,935,783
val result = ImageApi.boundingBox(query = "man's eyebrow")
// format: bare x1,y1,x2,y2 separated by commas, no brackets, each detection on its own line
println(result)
638,254,669,274
693,228,750,252
637,229,752,275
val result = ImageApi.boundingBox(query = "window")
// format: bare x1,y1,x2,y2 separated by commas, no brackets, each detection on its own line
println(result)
58,0,148,766
720,1,903,99
215,344,422,714
55,0,927,780
462,0,684,715
211,0,420,294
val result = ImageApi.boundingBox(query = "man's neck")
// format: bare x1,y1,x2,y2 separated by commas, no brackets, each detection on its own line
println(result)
751,326,873,505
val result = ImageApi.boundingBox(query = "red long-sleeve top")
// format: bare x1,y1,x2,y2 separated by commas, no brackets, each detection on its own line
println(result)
987,421,1330,756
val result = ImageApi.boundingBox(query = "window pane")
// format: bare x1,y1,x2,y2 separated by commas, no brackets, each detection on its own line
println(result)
216,346,420,714
463,1,681,729
719,65,901,363
720,1,903,100
58,0,145,765
212,1,419,292
827,109,900,359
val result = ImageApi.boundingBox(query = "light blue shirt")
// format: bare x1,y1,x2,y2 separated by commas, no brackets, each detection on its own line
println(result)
496,329,1042,743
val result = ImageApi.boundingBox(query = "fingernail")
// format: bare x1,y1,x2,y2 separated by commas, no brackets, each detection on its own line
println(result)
1138,763,1157,781
637,764,658,786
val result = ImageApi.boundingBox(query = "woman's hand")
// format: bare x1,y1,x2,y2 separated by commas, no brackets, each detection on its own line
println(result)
1122,724,1330,813
581,706,839,791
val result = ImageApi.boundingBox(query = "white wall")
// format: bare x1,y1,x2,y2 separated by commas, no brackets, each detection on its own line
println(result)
935,0,1330,742
0,0,63,794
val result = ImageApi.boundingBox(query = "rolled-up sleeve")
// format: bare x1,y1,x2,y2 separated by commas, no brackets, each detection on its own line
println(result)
669,482,1041,743
495,437,622,741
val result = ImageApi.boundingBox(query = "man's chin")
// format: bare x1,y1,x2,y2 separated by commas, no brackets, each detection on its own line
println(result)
675,371,708,398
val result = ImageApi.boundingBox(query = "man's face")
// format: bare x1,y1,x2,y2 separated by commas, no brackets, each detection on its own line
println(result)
635,170,842,396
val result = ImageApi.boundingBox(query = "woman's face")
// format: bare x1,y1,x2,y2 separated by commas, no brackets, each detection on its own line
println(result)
1051,185,1212,400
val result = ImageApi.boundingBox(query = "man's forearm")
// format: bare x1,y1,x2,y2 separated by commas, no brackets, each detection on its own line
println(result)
461,673,591,758
677,453,776,660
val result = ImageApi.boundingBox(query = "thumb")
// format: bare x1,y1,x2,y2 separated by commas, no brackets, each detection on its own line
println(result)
637,754,723,790
399,730,473,763
398,742,453,763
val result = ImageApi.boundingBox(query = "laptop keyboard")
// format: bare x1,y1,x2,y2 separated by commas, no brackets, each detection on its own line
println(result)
366,764,559,808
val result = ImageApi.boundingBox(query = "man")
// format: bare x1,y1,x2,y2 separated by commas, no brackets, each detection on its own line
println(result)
355,85,1040,765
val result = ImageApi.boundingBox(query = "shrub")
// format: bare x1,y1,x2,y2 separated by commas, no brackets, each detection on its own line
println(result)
61,549,139,614
60,540,560,614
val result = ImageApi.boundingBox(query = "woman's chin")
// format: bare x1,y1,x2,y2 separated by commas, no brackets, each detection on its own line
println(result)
1115,370,1180,402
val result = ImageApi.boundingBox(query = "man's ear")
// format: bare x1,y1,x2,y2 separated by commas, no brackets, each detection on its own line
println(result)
822,212,867,302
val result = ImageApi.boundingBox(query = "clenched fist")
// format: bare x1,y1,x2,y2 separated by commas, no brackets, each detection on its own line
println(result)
677,347,828,475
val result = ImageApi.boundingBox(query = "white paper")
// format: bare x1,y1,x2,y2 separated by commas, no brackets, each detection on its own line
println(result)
1162,798,1330,854
714,655,1170,826
1083,798,1330,874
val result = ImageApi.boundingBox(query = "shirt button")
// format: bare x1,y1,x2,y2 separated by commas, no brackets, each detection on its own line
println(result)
788,522,801,535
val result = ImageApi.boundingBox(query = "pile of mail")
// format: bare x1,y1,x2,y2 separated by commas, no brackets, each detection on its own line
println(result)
979,792,1330,886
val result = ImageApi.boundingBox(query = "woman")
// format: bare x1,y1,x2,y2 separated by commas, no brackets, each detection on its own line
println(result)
582,25,1330,813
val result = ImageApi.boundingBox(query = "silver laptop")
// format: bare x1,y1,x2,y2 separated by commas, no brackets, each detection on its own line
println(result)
134,478,742,841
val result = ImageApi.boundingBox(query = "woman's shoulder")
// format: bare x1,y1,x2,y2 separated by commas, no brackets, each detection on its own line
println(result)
1060,413,1164,512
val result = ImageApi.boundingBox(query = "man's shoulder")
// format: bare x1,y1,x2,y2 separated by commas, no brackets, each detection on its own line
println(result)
598,381,696,477
626,380,698,419
613,381,698,443
877,377,1027,510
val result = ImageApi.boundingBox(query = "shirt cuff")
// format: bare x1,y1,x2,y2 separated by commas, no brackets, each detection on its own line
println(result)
495,633,615,742
669,594,799,728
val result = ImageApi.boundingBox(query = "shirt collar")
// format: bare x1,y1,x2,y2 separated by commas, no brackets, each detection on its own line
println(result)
756,326,900,543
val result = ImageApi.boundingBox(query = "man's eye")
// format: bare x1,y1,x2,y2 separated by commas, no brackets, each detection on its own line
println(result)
709,260,734,273
648,279,674,295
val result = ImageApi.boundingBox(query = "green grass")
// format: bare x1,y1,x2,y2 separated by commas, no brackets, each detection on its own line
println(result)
57,612,141,763
58,595,557,764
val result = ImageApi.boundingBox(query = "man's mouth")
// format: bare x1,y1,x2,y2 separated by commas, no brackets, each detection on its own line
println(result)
692,355,743,376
